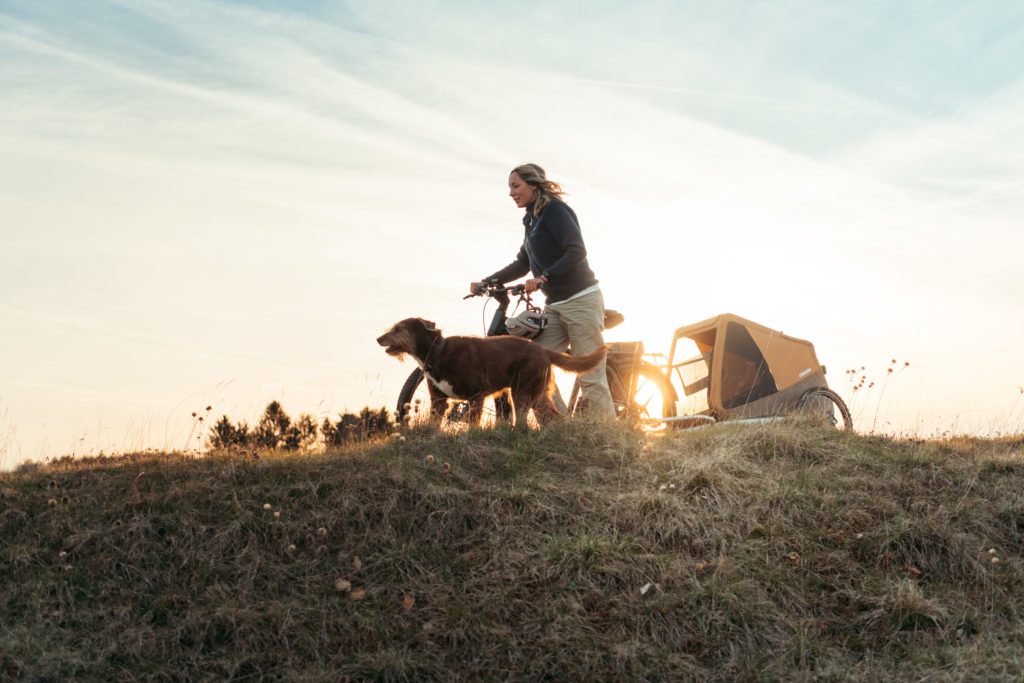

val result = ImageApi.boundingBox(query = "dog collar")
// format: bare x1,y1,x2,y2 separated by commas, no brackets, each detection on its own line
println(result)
423,337,447,373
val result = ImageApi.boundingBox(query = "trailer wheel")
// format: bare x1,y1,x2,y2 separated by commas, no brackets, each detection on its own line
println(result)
796,387,853,430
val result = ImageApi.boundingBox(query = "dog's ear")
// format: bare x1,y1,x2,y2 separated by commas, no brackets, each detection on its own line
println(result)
422,320,437,331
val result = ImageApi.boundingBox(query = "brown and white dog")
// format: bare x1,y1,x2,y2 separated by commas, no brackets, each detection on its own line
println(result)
377,317,607,426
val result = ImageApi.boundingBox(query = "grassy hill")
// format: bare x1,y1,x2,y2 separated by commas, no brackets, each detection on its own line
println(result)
3,419,1024,681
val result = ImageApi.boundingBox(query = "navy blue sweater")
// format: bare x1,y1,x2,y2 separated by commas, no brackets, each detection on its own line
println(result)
485,200,598,302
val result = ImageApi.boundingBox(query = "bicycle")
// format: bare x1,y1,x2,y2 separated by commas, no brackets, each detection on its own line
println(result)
394,284,678,429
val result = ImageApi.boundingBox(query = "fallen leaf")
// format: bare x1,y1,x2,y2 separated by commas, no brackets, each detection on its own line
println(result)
639,582,654,596
352,556,362,570
403,593,416,611
907,565,922,576
335,578,352,592
349,587,367,601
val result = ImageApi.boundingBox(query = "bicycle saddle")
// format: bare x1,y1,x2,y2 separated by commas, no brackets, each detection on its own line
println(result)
604,310,624,330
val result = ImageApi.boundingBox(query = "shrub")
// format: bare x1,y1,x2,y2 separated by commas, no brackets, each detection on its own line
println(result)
322,407,393,447
209,416,250,449
207,402,392,450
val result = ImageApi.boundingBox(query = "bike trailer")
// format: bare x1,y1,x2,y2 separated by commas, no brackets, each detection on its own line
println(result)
664,313,850,428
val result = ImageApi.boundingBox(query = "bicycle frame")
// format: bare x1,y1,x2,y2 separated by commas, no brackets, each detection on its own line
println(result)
397,283,677,428
475,283,677,423
485,288,511,336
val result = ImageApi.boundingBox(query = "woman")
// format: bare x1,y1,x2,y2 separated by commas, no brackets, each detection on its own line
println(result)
472,163,614,418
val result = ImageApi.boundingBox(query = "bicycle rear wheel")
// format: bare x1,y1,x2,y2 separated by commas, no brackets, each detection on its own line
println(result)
620,361,677,426
569,361,677,427
396,369,512,430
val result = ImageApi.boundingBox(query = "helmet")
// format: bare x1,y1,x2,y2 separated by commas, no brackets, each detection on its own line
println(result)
505,310,549,339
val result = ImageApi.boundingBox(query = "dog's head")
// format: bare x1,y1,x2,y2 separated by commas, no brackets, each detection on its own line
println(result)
376,318,442,361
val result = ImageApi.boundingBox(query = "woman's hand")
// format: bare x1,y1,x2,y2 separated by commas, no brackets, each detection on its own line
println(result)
524,276,547,293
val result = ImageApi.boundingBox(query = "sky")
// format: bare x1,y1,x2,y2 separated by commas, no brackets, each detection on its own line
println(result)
2,0,1023,466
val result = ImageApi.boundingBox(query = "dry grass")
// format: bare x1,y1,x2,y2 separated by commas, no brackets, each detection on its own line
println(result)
2,419,1024,681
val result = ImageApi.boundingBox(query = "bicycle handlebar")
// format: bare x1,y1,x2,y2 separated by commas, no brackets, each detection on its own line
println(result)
464,282,527,299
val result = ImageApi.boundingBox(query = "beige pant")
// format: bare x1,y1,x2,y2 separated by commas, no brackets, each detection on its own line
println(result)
535,289,615,418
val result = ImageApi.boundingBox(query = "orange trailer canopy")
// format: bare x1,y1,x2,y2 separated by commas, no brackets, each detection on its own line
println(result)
668,313,825,414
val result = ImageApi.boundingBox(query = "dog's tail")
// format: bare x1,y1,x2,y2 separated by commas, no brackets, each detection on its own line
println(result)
545,345,608,374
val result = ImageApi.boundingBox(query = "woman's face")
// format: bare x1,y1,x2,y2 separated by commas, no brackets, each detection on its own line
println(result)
508,172,536,209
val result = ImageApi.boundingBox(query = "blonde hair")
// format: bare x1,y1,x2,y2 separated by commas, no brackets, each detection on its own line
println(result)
510,163,565,216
